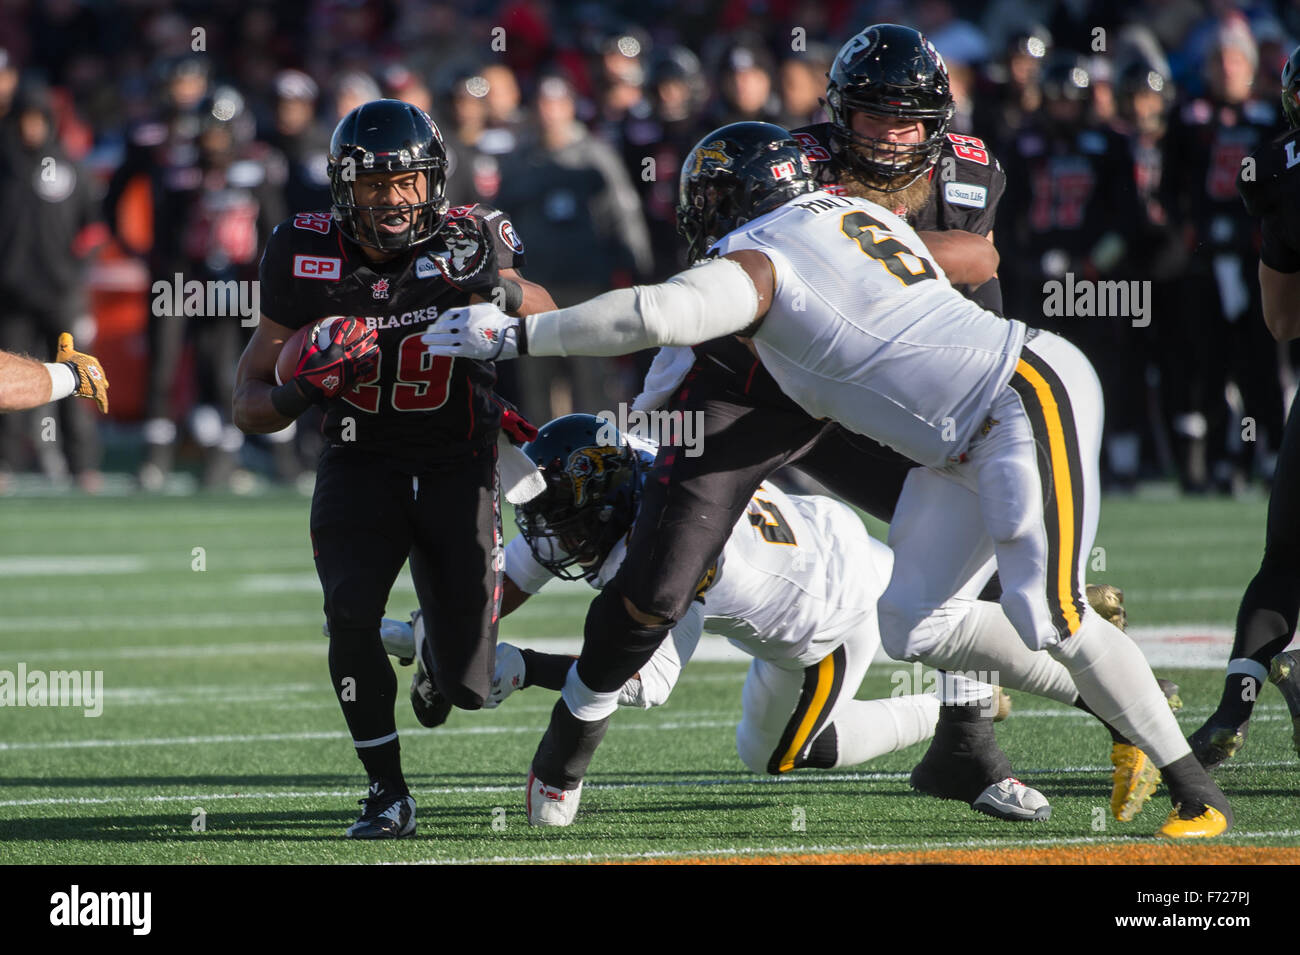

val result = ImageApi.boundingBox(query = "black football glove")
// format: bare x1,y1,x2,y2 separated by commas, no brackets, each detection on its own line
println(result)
290,317,380,401
433,216,501,299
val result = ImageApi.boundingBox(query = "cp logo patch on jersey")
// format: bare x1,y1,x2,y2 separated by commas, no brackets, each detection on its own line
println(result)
293,255,342,280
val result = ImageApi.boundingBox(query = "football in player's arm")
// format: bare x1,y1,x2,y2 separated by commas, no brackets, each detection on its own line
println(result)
231,99,556,841
0,334,109,414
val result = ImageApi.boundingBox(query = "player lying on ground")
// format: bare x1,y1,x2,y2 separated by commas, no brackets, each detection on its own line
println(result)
1188,44,1300,767
0,334,108,413
381,415,1178,826
439,414,1035,823
423,122,1233,837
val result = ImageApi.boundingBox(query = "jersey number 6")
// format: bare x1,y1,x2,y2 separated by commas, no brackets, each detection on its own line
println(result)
840,210,937,287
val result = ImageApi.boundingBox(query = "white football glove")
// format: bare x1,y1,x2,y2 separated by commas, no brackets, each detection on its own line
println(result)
484,642,526,709
422,303,520,360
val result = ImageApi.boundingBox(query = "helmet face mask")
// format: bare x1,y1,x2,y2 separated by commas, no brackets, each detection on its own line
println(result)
825,24,954,193
328,99,451,252
516,415,642,582
676,122,817,263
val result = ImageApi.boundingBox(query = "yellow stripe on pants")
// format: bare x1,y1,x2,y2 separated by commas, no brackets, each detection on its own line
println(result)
776,654,837,773
1014,358,1082,636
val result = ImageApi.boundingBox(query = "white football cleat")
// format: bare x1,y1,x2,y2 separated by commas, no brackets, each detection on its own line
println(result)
526,771,582,827
971,777,1051,821
485,643,526,709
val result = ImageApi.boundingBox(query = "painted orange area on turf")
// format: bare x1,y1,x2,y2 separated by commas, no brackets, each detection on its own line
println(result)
626,845,1300,865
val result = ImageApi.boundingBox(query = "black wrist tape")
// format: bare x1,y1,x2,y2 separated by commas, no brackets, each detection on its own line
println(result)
270,380,312,419
499,277,524,314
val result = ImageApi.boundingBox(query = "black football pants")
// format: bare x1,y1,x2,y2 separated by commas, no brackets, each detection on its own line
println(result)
312,445,502,750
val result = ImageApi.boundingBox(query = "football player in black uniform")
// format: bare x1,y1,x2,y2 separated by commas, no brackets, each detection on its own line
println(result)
1160,23,1284,493
233,99,554,838
1189,47,1300,768
501,26,1151,827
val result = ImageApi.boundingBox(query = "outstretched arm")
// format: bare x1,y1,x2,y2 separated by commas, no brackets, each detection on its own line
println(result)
423,251,775,361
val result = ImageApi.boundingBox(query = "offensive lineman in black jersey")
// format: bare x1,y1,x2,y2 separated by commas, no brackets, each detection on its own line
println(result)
233,100,555,838
519,25,1148,827
1188,48,1300,768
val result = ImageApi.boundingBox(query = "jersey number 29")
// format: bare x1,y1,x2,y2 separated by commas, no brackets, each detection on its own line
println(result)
340,330,454,413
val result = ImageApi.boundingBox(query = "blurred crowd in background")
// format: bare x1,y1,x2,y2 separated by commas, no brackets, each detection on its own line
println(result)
0,0,1297,495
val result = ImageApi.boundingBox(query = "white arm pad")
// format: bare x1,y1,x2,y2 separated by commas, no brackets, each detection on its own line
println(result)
524,256,760,357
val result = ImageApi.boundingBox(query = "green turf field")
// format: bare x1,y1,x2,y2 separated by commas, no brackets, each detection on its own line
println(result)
0,487,1296,864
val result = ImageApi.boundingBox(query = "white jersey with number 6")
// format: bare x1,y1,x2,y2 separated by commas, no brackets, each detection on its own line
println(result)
711,190,1027,468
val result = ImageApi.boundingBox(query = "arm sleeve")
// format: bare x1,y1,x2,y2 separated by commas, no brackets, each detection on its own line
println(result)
523,256,759,357
620,602,704,708
503,534,554,595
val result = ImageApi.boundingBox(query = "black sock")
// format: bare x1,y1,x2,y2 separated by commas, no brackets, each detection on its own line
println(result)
359,742,407,796
521,649,575,692
1160,753,1231,823
329,624,402,791
532,699,609,791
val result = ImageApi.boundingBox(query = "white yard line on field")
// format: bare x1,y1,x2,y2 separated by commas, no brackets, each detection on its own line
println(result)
4,765,1295,811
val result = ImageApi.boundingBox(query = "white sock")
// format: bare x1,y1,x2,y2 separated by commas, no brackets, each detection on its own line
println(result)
1048,612,1191,767
829,693,940,768
919,601,1079,705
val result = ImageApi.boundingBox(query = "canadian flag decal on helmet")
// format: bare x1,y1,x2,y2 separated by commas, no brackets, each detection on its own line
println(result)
770,160,796,180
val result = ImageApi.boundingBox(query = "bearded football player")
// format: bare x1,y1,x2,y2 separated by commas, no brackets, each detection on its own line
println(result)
233,99,554,838
427,120,1233,837
427,26,1158,827
585,25,1079,821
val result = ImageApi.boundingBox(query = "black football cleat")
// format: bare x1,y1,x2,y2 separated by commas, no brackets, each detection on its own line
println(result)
345,784,416,839
1269,650,1300,757
1188,715,1250,769
410,660,453,728
409,609,453,728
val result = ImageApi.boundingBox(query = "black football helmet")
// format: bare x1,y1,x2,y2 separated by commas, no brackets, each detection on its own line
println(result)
824,24,954,192
516,414,645,581
328,99,450,251
1282,44,1300,129
676,121,817,263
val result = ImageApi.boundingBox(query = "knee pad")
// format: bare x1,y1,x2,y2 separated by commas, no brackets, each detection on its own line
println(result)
576,585,674,693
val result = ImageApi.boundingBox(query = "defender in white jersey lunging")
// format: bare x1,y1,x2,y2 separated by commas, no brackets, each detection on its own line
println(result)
424,124,1231,838
490,415,1041,825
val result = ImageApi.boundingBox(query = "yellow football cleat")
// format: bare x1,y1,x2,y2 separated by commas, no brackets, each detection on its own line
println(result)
990,687,1012,722
1086,584,1126,631
1110,743,1161,821
1157,805,1230,839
